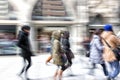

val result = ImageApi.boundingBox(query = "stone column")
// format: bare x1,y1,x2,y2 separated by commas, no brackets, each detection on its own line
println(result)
62,0,77,19
70,0,89,54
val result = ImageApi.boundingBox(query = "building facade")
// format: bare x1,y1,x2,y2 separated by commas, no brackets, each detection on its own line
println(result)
0,0,119,53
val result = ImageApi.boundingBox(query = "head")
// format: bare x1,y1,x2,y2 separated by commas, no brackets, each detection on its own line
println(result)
21,25,30,33
104,24,113,31
52,30,61,40
62,31,69,39
94,29,101,35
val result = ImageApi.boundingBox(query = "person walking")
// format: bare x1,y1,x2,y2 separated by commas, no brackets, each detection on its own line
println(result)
17,25,33,79
88,29,108,76
45,30,56,64
101,24,120,80
48,30,68,80
61,31,74,66
61,31,74,76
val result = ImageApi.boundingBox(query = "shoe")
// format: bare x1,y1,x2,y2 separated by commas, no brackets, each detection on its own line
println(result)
17,73,22,76
26,78,31,80
111,78,115,80
107,77,115,80
107,77,111,80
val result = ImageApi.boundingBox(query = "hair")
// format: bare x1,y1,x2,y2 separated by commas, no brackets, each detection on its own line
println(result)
21,25,30,31
94,29,101,35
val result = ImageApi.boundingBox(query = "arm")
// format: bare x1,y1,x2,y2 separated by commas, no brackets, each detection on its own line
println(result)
95,39,104,50
112,35,120,46
53,40,61,54
17,33,30,51
62,39,70,52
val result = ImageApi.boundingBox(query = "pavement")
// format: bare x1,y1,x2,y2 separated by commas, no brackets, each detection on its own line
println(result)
0,53,120,80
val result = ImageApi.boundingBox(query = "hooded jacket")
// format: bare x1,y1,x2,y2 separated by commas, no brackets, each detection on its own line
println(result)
17,30,32,58
90,34,104,64
51,30,64,66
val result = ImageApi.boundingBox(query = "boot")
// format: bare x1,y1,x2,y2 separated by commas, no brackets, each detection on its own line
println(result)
46,55,52,64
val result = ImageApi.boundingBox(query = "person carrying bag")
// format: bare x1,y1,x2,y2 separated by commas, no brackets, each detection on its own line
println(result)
101,24,120,80
102,38,120,61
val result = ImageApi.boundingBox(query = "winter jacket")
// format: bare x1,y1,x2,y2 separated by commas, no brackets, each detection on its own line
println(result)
17,31,32,58
101,31,120,62
61,31,74,60
52,30,64,66
90,35,104,64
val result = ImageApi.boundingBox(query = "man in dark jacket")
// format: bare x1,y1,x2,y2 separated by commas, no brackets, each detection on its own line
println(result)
17,25,32,79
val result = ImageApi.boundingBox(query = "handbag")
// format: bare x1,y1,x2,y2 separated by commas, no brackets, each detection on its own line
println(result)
85,50,90,57
61,53,70,67
61,53,68,63
68,49,75,59
112,47,120,60
102,38,120,60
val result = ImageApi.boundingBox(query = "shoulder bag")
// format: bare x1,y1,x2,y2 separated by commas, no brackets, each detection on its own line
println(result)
102,38,120,60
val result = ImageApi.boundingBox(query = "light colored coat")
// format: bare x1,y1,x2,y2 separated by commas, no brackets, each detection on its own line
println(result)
90,35,104,64
101,31,120,62
52,30,64,66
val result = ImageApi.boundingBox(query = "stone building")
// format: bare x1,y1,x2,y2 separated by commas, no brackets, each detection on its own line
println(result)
0,0,119,53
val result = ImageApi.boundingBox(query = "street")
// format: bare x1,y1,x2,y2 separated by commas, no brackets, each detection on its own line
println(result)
0,54,120,80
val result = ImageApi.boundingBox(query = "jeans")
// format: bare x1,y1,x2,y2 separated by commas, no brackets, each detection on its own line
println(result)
88,63,108,76
101,63,108,76
108,60,120,78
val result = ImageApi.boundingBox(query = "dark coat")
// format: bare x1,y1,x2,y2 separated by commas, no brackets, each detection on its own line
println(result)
17,31,32,58
61,31,74,60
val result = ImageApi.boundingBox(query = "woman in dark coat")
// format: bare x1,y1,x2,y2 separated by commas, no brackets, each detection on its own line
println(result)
61,31,74,66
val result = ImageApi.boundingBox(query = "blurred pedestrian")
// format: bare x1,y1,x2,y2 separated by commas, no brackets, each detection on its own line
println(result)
45,30,56,64
81,36,97,68
17,25,33,79
101,24,120,80
81,36,90,53
61,31,74,76
61,31,74,66
46,30,68,80
88,29,108,76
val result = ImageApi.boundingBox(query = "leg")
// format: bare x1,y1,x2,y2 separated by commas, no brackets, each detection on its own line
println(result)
19,57,26,75
46,55,52,64
101,63,108,76
88,63,95,75
58,65,67,80
68,58,72,66
24,56,31,78
59,70,63,80
92,63,96,69
108,60,119,79
25,57,31,72
54,67,59,80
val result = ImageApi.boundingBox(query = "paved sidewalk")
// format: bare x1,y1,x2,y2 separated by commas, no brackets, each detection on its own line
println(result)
0,54,120,80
